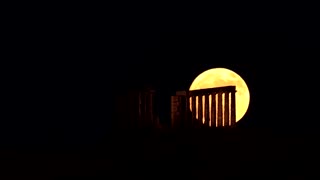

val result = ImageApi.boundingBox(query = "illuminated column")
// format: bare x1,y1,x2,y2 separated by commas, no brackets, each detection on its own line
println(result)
217,92,223,127
230,91,236,126
224,92,230,127
204,94,209,127
198,95,203,123
211,93,216,127
192,96,196,123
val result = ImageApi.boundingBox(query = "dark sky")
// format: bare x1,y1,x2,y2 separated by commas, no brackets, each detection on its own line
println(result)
3,13,319,149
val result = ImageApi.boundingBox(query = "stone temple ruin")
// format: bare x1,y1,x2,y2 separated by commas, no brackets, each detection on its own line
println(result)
115,86,236,129
171,86,236,128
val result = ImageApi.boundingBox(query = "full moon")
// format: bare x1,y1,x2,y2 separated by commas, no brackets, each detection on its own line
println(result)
189,67,250,123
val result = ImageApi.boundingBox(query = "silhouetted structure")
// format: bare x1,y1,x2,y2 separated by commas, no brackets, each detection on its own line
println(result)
115,86,236,129
171,86,236,128
115,88,158,129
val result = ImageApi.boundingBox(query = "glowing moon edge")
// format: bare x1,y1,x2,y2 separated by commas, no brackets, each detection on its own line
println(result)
189,67,250,123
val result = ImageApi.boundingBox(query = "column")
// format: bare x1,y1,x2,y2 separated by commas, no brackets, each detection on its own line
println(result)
140,92,145,127
171,96,178,128
143,92,147,127
149,92,154,125
185,95,189,127
230,91,236,126
133,92,138,128
224,92,230,127
204,94,209,126
138,92,142,127
192,96,196,124
211,93,216,127
198,95,203,123
217,92,222,127
129,92,134,128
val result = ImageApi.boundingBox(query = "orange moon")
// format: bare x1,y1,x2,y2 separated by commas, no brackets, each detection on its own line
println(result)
189,67,250,123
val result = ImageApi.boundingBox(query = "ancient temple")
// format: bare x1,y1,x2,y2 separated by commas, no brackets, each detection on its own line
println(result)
115,86,236,129
171,86,236,128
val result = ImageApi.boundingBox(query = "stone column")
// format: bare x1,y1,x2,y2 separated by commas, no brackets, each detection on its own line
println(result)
217,92,223,127
192,96,196,124
198,95,203,124
149,92,154,125
230,91,236,126
140,92,145,127
145,93,148,126
128,92,134,128
138,92,142,127
142,91,148,128
224,92,230,127
211,93,216,127
140,92,144,127
134,92,139,128
171,96,178,128
204,94,209,127
185,95,189,127
145,92,148,127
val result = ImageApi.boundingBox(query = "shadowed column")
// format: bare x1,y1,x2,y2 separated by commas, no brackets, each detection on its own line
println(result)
185,95,189,127
144,92,149,127
192,96,196,124
140,92,146,127
198,95,203,124
138,92,142,127
230,91,236,126
134,92,139,128
211,93,216,127
143,92,147,127
149,91,154,125
130,92,136,128
204,94,209,127
171,95,180,128
224,92,229,126
217,92,222,127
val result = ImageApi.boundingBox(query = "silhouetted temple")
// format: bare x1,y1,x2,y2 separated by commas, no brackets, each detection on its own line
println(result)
115,86,236,129
171,86,236,128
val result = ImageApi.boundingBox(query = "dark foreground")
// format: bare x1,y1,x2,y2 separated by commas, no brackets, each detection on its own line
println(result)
1,128,320,179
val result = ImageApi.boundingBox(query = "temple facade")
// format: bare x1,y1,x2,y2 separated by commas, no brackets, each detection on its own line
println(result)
115,86,236,129
171,86,236,128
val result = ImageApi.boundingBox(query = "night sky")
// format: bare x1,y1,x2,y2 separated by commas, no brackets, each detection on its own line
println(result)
4,5,320,178
3,27,319,149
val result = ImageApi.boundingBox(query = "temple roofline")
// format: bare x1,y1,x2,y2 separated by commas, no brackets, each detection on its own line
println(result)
188,86,236,96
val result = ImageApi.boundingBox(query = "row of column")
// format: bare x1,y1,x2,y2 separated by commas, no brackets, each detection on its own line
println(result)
188,91,236,127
